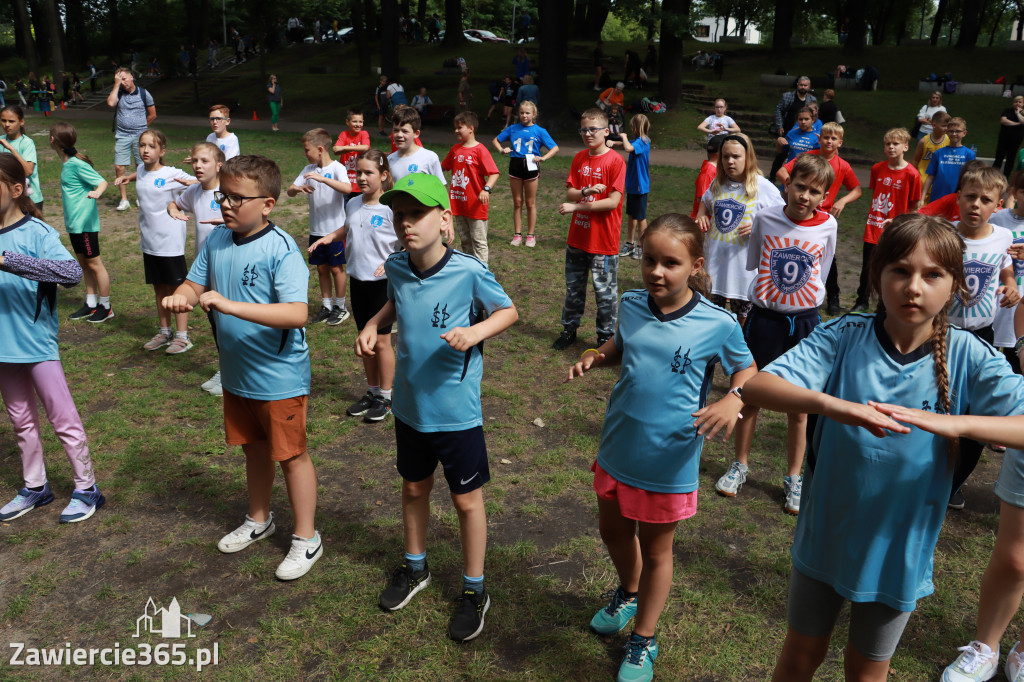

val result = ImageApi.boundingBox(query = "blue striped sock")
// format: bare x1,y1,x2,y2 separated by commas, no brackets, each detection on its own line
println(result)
404,551,426,572
462,573,484,594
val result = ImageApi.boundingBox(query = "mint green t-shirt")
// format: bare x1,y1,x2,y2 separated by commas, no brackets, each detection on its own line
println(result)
0,134,40,204
60,156,105,234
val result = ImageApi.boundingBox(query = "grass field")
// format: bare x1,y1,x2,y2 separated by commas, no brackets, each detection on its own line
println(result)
0,114,1013,680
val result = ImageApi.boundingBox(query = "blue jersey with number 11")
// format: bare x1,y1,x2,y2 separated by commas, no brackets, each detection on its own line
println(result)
496,123,557,159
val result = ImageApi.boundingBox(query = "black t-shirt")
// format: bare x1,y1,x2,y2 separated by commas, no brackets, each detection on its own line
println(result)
783,94,809,131
818,100,838,124
593,48,603,67
1001,107,1024,124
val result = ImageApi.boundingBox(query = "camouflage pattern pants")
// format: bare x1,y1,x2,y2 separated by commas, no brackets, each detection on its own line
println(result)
560,246,618,340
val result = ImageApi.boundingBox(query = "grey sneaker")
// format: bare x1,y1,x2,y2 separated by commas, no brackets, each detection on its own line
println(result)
165,336,194,355
143,330,173,351
784,475,802,515
0,483,55,521
632,243,642,260
715,461,748,497
618,242,634,257
326,307,350,326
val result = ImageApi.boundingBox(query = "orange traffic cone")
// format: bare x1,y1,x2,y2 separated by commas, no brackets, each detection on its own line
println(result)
60,100,66,110
252,110,259,121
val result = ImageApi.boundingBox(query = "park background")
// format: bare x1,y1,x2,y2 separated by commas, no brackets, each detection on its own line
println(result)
0,0,1023,679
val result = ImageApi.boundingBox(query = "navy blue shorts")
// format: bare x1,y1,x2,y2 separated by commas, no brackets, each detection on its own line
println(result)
743,305,820,370
395,419,490,495
308,235,346,267
626,193,648,220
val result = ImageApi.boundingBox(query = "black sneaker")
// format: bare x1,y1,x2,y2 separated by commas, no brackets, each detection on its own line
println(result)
551,328,577,350
310,306,332,323
449,589,490,642
326,307,350,326
69,303,96,320
597,334,612,347
347,391,377,416
948,488,965,510
825,297,841,316
87,305,115,324
850,301,870,313
379,562,431,611
364,397,392,422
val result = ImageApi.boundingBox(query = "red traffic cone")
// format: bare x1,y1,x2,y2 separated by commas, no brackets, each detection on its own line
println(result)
60,100,66,110
252,110,259,121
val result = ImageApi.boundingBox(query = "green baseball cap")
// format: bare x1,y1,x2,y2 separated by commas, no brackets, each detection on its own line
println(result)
380,172,450,210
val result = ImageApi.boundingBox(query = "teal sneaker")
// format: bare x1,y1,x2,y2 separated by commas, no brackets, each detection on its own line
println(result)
617,633,658,682
590,586,637,635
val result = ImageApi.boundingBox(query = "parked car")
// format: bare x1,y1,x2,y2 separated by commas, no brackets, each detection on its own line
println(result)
438,30,484,43
465,29,509,44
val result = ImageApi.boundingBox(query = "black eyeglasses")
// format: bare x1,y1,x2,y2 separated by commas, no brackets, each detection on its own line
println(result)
214,191,268,209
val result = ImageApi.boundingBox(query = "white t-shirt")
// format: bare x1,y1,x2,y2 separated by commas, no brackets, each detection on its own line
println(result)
701,114,736,141
988,209,1024,346
917,104,948,136
345,195,399,281
387,147,446,184
950,224,1013,331
206,132,240,160
292,161,348,236
137,165,194,256
701,175,784,300
175,182,222,254
386,83,405,99
745,205,837,313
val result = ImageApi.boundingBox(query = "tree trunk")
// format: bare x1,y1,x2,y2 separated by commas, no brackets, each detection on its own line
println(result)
772,0,795,52
844,0,867,52
364,0,377,37
930,0,947,45
351,0,370,77
573,0,588,38
13,0,38,74
659,0,688,106
538,0,571,132
583,0,611,40
956,0,980,47
28,0,49,58
381,0,400,78
646,0,659,40
417,0,427,23
987,3,1006,46
45,0,64,78
442,0,464,45
107,0,122,60
64,0,90,63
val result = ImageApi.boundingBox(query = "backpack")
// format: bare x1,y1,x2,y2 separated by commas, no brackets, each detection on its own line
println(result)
639,97,666,113
111,84,150,133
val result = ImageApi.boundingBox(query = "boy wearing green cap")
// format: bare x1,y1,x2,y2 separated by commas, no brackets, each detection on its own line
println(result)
356,172,518,642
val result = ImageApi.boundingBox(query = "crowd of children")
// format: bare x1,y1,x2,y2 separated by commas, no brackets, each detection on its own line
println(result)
8,82,1024,682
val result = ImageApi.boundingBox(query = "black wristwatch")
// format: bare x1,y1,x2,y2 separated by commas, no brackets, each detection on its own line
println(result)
483,185,491,193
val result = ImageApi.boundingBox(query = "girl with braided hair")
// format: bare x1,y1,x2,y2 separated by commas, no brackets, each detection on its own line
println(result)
741,213,1024,682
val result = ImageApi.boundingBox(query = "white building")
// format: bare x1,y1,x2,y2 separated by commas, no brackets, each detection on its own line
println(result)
693,17,761,44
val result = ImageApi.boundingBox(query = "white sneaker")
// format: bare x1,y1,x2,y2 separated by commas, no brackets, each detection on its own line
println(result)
784,475,803,515
217,513,275,553
201,370,222,392
1007,641,1024,682
942,641,998,681
715,461,748,497
275,532,323,580
116,199,131,211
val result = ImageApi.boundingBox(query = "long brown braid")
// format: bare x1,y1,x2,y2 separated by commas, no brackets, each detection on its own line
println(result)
869,214,967,460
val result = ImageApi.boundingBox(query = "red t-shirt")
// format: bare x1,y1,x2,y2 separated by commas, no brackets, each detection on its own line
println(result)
566,148,626,255
441,143,500,220
863,161,922,244
390,135,424,153
782,151,859,213
690,160,717,218
334,129,371,185
918,193,961,222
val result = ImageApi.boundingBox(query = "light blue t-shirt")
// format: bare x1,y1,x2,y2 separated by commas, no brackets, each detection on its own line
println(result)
0,134,41,203
386,248,513,432
597,291,753,494
187,223,310,400
495,123,557,160
625,137,650,195
926,145,977,200
766,313,1024,611
785,128,820,161
0,216,76,363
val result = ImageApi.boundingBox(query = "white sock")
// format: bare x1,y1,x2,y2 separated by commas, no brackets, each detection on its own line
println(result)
160,326,172,335
175,331,188,340
321,297,332,310
334,296,346,310
86,294,97,307
381,388,393,400
369,385,382,397
99,296,110,307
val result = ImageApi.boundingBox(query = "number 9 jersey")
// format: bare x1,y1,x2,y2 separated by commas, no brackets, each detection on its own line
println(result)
746,204,838,313
948,223,1013,331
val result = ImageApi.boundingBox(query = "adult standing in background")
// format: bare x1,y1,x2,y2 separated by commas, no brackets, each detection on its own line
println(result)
374,75,389,136
818,89,838,124
592,40,604,92
267,74,282,131
916,91,947,141
515,75,539,107
107,67,156,211
769,76,816,181
994,95,1024,178
512,47,530,81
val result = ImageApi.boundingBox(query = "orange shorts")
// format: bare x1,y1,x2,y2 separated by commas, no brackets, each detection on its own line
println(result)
592,460,698,524
223,391,308,461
